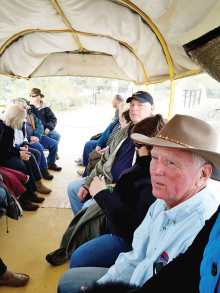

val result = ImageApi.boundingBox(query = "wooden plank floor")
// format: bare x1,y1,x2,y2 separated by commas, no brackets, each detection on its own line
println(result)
0,105,113,292
0,155,85,293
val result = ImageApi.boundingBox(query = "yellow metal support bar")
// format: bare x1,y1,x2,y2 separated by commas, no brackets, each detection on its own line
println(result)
120,0,174,79
168,79,175,119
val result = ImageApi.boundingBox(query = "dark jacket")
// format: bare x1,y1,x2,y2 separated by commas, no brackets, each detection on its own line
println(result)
94,155,156,243
0,120,20,165
30,104,57,131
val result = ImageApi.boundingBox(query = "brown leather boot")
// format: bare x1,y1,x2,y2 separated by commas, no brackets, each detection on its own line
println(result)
36,180,52,194
19,199,39,211
0,270,30,287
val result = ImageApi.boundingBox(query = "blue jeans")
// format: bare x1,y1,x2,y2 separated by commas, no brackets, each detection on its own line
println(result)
39,136,58,164
70,234,132,268
67,178,96,215
28,151,42,181
58,267,108,293
29,143,48,170
48,129,60,144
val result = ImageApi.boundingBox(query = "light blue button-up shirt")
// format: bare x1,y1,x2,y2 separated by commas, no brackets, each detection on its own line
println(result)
99,185,219,287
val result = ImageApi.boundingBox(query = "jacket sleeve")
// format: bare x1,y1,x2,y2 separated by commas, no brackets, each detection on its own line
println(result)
84,148,110,186
0,125,20,163
44,107,57,130
84,125,130,186
33,114,44,138
95,184,154,242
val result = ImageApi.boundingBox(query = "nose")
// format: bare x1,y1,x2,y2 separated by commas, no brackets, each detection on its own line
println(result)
150,160,165,176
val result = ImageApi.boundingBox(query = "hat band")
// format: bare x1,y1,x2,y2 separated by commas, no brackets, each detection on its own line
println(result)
156,134,194,148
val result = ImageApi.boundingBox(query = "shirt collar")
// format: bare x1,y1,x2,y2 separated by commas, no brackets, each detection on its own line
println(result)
162,185,211,224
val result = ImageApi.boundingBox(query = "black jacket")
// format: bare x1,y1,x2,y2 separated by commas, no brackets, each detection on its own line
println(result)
30,104,57,130
0,120,20,165
94,155,156,243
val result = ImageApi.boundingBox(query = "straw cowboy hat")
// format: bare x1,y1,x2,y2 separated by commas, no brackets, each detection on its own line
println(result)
29,88,44,98
131,114,220,181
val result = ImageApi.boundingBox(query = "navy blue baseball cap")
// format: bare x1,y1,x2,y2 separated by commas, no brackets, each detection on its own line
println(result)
126,91,154,105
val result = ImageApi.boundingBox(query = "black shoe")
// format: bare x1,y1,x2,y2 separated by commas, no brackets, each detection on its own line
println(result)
41,169,54,180
46,249,67,266
48,163,62,171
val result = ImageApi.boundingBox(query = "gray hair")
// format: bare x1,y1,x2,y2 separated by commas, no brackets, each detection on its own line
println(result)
193,152,212,170
7,97,27,108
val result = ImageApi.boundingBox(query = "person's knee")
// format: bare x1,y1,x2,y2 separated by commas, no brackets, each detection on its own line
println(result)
67,180,77,198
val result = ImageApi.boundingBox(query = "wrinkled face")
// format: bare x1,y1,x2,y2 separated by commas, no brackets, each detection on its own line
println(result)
129,98,154,124
150,146,201,208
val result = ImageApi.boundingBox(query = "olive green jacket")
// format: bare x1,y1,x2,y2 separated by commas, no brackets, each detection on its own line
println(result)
59,203,107,258
84,122,137,186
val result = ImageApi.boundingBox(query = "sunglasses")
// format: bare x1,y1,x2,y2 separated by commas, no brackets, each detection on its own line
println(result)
134,142,146,149
30,94,38,97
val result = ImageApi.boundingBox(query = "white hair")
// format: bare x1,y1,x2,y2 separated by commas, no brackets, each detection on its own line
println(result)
193,152,212,169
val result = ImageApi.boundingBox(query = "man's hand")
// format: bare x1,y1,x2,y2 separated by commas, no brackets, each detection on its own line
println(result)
44,128,50,135
95,146,101,151
89,176,106,198
77,186,89,201
30,136,39,143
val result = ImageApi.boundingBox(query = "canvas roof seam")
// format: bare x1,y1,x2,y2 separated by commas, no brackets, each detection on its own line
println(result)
49,0,84,51
0,29,149,83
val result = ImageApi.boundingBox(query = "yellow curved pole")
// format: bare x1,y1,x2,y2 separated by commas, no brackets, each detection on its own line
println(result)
120,0,175,117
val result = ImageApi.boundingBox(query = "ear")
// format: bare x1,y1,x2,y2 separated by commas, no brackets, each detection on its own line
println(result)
196,163,212,187
151,104,155,112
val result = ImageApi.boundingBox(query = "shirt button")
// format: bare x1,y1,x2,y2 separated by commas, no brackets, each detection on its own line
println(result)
211,262,217,276
163,227,166,230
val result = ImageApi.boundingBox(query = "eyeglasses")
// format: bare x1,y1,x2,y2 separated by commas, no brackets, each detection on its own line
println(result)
30,94,38,97
134,142,146,149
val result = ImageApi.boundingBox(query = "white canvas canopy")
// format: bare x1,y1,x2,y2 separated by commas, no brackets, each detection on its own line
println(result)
0,0,219,85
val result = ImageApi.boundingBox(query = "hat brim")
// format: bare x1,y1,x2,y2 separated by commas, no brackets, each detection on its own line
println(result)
29,92,44,98
126,97,146,103
131,133,220,181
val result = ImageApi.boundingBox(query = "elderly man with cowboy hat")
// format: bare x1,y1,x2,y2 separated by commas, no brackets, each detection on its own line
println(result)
57,114,219,293
29,88,61,169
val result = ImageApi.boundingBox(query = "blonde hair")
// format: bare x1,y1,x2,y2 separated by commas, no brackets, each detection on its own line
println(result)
1,105,26,129
7,97,27,108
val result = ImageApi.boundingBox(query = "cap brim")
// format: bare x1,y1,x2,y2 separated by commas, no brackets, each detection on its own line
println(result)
131,133,220,181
